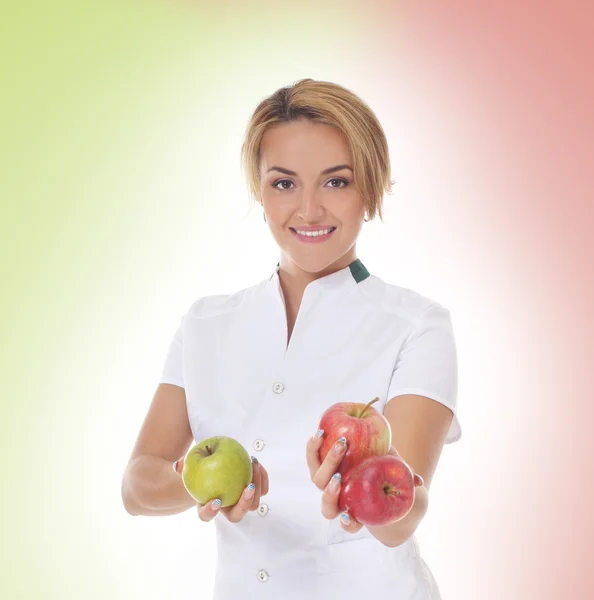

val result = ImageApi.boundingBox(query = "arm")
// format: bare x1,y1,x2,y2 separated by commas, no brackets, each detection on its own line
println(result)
308,394,453,547
309,304,458,544
367,304,459,546
365,393,454,547
121,383,196,516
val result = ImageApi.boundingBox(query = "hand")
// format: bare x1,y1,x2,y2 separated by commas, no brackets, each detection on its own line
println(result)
173,455,269,523
305,431,365,535
306,436,425,535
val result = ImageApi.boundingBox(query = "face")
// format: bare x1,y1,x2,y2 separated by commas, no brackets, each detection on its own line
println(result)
258,118,366,277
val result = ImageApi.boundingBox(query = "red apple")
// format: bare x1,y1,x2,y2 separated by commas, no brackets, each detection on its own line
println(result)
318,397,391,475
338,454,421,526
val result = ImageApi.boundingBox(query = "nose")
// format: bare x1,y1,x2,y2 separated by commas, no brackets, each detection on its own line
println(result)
297,187,326,222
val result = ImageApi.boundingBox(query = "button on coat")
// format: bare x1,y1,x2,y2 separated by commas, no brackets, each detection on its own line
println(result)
256,569,269,582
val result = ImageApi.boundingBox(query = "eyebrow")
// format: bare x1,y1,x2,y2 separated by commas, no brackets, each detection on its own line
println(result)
266,164,353,176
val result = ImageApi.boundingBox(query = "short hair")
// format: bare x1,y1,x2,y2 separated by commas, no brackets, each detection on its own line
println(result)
240,78,394,222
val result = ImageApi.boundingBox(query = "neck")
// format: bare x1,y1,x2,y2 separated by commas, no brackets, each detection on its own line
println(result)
276,251,356,316
278,249,357,289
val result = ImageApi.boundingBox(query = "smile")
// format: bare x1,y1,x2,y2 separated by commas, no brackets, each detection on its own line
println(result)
290,227,337,243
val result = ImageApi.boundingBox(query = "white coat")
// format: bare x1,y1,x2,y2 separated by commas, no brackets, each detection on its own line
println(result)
159,258,460,599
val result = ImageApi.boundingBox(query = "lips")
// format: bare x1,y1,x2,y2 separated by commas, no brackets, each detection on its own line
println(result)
290,227,337,243
289,227,337,233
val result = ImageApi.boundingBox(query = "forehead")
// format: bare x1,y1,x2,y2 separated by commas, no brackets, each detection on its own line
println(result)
259,120,351,169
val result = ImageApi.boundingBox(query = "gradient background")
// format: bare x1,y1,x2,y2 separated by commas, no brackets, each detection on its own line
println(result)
1,0,593,598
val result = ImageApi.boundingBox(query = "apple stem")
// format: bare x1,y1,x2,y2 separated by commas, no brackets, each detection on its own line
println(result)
359,397,380,418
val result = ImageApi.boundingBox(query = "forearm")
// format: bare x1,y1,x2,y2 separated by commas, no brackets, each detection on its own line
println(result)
366,484,429,547
122,455,197,516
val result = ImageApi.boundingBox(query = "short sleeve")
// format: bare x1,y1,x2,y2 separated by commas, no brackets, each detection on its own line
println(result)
387,303,461,443
158,316,185,389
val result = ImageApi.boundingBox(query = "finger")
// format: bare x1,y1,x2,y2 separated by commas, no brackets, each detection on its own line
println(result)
339,511,364,534
197,498,222,522
221,482,256,523
259,464,269,496
173,456,184,476
312,436,347,490
320,472,342,520
306,429,325,480
414,472,424,487
249,460,262,511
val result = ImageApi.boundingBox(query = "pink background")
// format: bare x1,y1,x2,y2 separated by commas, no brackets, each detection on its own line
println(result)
370,2,594,597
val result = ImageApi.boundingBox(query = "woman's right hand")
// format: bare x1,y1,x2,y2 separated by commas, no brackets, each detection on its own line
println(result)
173,455,269,523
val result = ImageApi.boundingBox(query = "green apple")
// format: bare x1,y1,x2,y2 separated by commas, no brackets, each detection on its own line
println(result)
182,436,253,507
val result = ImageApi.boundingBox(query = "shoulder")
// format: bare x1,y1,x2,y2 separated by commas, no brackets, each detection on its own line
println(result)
359,274,451,326
183,279,265,322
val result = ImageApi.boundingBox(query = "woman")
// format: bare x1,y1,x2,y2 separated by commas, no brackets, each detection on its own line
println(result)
121,78,460,599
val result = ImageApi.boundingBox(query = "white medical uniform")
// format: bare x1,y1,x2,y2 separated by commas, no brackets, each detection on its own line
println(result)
159,258,460,600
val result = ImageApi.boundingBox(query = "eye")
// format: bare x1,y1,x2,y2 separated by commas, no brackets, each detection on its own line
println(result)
327,177,349,189
271,177,350,191
272,179,295,191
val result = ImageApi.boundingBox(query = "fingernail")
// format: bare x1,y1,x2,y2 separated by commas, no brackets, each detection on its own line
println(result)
331,472,341,490
334,437,347,454
313,429,324,441
245,483,256,499
251,456,259,465
340,512,351,525
211,499,221,511
172,460,179,472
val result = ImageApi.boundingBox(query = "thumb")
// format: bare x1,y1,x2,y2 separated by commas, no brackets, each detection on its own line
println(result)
173,456,184,476
413,472,424,487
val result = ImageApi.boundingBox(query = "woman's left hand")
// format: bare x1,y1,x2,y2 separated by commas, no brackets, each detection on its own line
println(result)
305,431,365,534
306,435,421,534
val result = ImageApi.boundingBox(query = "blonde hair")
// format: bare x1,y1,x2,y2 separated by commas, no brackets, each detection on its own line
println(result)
240,78,394,222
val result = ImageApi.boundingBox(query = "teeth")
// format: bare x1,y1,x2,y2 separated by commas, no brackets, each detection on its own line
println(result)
295,228,334,237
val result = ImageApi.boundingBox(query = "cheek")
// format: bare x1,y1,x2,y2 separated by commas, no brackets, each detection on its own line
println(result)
262,199,293,223
326,192,364,215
